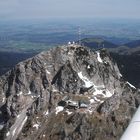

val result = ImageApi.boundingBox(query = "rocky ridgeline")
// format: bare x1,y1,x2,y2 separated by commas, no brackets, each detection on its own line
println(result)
0,44,139,140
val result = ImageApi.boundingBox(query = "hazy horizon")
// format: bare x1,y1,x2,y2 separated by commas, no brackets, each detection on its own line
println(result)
0,0,140,20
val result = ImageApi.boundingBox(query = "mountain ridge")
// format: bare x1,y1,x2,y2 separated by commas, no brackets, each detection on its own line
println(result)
0,44,139,140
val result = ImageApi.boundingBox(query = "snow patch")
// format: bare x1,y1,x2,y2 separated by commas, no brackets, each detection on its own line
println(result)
28,91,31,95
78,72,113,104
12,128,16,136
0,123,4,130
93,89,103,96
127,82,136,89
78,72,114,104
87,65,90,69
68,52,73,55
96,52,103,63
66,110,72,115
67,100,78,105
17,91,22,96
94,85,105,89
52,86,58,92
33,124,40,129
91,86,113,104
56,106,64,115
119,73,122,77
46,69,50,74
94,97,101,102
31,96,34,98
88,108,93,114
19,116,28,133
2,97,5,103
8,114,28,138
90,99,95,104
6,131,10,137
105,90,113,98
43,110,49,116
78,72,93,88
93,88,112,98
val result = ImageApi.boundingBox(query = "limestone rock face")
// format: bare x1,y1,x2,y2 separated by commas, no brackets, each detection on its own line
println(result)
0,45,139,140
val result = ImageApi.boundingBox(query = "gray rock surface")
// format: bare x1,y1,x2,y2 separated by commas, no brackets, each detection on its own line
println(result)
0,44,139,140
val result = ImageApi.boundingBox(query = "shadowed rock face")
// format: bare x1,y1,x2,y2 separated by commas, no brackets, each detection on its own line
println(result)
0,45,139,140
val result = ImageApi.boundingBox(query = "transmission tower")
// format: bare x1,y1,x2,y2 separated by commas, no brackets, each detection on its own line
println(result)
78,26,81,45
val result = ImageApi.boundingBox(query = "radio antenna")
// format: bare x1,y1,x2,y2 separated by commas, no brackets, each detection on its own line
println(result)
78,26,81,45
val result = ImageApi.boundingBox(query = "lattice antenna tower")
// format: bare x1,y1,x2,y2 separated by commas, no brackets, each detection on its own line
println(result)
78,26,81,45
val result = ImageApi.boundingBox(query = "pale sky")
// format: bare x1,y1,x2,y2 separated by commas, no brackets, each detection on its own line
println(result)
0,0,140,19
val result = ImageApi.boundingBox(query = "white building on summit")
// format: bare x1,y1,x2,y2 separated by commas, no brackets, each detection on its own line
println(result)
68,41,76,45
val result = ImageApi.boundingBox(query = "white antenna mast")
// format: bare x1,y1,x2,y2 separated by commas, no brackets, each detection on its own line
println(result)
78,26,81,45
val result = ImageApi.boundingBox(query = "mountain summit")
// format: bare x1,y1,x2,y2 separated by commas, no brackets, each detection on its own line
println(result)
0,44,139,140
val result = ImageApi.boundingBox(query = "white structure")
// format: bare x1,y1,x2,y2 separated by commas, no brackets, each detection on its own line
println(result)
68,41,71,45
121,106,140,140
78,26,81,45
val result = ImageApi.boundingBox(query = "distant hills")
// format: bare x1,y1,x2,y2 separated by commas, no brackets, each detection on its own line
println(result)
81,37,140,55
81,37,140,49
81,38,117,49
124,40,140,48
109,46,140,55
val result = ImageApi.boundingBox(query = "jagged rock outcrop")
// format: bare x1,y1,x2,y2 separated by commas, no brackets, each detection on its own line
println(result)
0,44,139,140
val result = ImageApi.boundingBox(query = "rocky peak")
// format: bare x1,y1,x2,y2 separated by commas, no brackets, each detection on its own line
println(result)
0,44,139,140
